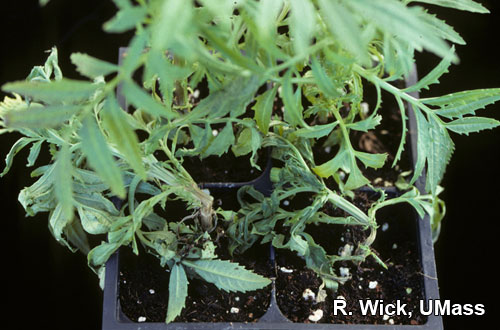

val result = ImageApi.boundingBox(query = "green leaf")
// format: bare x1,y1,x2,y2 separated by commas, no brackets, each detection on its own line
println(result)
202,123,235,158
2,79,98,104
408,0,489,13
3,104,82,128
404,46,454,93
79,115,125,198
1,137,35,177
289,0,316,55
310,57,342,98
103,6,147,33
349,0,455,61
70,53,119,79
355,151,387,169
417,11,465,45
318,0,369,64
166,263,188,323
151,0,193,52
281,71,304,127
49,203,73,245
54,144,74,221
123,80,177,120
424,88,500,119
252,85,277,134
77,207,111,235
102,95,146,179
182,259,271,292
88,242,121,268
292,122,337,139
185,76,261,121
232,125,262,168
27,140,43,167
446,117,500,135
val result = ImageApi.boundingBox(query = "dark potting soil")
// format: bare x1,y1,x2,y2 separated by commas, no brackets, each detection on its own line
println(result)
275,194,427,325
118,242,273,323
118,190,273,323
181,149,269,183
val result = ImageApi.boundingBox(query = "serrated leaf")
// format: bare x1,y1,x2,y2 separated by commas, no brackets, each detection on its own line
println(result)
3,104,81,128
103,6,147,33
417,11,465,45
79,115,125,198
346,114,382,132
409,0,489,13
252,85,277,134
404,46,454,93
318,0,369,64
182,259,271,292
2,79,98,104
446,117,500,135
166,263,188,323
70,53,118,79
123,80,177,120
54,144,74,220
349,0,455,61
202,123,235,158
102,95,146,179
424,88,500,119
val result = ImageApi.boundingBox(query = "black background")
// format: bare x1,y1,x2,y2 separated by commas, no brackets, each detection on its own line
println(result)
0,1,498,329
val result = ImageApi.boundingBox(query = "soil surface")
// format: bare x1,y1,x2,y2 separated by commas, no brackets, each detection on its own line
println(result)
181,149,269,183
118,190,273,323
275,195,427,325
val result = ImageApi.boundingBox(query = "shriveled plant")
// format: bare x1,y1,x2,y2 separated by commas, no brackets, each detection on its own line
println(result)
1,0,499,324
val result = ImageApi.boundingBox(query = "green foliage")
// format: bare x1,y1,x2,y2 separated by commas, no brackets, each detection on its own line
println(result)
1,0,499,323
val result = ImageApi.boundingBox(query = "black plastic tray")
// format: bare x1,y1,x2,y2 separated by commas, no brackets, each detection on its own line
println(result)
102,62,443,329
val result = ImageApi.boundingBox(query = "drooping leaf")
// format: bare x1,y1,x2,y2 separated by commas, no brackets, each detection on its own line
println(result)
182,259,271,293
1,137,36,177
101,95,146,179
3,104,82,128
2,79,99,104
166,263,188,323
53,143,74,221
70,53,119,79
79,115,125,198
